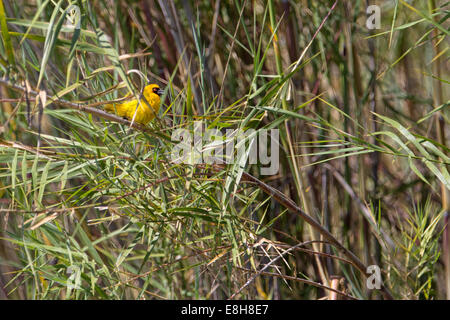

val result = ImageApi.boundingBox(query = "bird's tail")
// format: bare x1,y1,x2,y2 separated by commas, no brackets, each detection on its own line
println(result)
104,103,114,112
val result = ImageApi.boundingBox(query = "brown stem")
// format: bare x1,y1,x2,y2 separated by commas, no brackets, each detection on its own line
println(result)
202,164,394,299
141,0,167,79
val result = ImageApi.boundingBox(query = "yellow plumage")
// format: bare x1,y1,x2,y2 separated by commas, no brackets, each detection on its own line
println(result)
104,83,163,125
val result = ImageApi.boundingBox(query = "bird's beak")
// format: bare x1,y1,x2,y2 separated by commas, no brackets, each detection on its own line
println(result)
156,88,164,96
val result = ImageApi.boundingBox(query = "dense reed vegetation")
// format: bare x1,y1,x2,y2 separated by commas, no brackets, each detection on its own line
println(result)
0,0,448,299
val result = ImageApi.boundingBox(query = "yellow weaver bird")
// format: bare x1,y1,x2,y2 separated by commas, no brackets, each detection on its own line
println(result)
104,83,164,125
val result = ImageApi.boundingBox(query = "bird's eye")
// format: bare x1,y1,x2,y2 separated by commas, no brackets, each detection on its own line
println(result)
152,87,159,93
